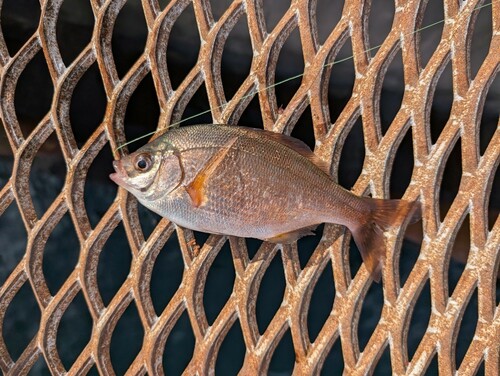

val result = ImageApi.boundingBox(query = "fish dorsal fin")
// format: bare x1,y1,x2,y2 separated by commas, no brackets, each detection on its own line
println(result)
246,128,331,175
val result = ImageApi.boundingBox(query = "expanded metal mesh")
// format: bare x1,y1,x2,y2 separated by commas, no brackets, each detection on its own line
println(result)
0,0,498,374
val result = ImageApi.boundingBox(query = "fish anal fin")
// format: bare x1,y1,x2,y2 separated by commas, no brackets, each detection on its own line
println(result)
246,128,331,174
185,136,238,208
265,226,317,244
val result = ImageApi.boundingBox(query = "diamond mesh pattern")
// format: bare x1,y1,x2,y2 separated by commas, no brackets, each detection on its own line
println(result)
0,0,499,374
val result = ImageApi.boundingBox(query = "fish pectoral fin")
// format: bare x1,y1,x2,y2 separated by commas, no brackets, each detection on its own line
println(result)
185,184,205,207
185,136,238,208
265,226,317,244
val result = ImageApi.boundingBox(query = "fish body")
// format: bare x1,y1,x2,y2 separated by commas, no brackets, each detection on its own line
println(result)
110,124,419,281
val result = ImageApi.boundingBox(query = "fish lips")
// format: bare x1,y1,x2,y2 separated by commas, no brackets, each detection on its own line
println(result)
109,160,128,187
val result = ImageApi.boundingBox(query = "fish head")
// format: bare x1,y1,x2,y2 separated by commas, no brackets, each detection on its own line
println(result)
110,141,183,201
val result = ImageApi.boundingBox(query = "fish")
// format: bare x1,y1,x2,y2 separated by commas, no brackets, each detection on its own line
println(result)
110,124,420,282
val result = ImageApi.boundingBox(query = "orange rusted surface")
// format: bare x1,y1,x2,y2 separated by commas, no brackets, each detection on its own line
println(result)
0,0,498,375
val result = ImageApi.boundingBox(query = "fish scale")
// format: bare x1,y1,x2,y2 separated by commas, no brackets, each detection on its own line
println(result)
196,133,331,229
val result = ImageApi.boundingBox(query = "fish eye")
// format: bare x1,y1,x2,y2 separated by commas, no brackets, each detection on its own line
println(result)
134,153,153,172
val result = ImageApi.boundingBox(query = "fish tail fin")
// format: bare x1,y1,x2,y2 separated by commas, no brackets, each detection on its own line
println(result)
350,198,421,282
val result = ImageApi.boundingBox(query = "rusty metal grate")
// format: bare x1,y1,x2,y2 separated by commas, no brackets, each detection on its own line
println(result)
0,0,499,374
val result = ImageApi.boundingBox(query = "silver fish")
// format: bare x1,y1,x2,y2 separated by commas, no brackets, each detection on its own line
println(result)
110,124,420,281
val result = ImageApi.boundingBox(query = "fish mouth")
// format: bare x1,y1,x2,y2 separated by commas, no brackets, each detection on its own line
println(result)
109,160,127,186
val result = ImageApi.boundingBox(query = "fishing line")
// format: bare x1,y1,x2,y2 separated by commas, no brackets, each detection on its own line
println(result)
116,0,495,151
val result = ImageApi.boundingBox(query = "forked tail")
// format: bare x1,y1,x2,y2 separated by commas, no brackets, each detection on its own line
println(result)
350,198,421,282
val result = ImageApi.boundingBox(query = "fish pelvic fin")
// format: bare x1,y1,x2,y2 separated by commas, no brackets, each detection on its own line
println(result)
351,198,421,283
